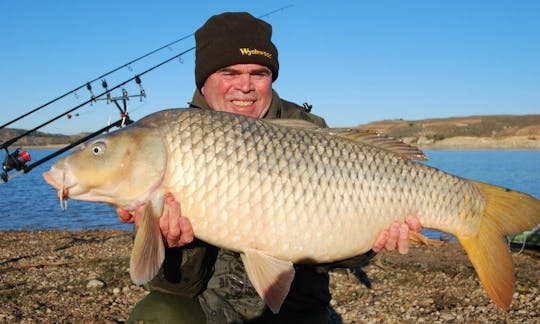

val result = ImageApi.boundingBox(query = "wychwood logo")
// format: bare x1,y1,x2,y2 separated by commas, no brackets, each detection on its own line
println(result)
239,48,273,59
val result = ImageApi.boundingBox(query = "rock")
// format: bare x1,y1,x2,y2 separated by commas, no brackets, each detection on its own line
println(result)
439,311,455,321
418,298,434,307
87,279,105,289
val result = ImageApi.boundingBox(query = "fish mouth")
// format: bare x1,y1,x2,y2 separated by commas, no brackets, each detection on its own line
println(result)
43,170,75,201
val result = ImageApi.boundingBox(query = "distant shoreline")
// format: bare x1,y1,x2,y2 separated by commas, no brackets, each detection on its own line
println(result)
21,144,69,149
415,136,540,150
21,137,540,151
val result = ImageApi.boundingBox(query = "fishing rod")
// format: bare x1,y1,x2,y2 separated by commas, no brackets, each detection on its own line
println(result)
0,44,193,151
0,4,294,131
0,5,294,183
258,4,293,19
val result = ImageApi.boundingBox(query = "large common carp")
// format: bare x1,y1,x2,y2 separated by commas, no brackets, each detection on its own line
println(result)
43,108,540,313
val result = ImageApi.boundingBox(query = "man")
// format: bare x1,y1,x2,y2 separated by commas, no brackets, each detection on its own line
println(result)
119,12,421,323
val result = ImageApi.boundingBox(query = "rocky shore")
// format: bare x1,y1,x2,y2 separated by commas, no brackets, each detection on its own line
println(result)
0,230,538,323
415,135,540,150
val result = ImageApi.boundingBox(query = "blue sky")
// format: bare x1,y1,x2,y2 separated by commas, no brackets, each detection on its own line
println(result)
1,1,539,134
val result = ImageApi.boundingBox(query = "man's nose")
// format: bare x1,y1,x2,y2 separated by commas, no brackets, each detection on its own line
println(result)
235,74,253,92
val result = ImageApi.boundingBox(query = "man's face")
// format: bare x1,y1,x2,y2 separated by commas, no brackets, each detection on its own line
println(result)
201,63,273,118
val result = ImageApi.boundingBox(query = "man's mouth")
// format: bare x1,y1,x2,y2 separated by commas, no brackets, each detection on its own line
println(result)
231,100,255,107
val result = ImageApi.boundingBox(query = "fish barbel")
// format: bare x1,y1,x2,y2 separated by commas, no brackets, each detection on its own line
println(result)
43,108,540,313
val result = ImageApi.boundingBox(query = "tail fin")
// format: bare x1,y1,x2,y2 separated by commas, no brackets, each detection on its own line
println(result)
457,180,540,310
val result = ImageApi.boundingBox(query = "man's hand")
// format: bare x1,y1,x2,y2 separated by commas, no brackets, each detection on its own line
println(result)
116,193,195,248
372,216,422,254
159,193,194,247
116,205,143,226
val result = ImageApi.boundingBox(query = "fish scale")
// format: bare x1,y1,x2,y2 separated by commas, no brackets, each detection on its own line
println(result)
43,108,540,312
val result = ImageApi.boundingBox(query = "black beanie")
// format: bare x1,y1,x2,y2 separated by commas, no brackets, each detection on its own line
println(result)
195,12,279,90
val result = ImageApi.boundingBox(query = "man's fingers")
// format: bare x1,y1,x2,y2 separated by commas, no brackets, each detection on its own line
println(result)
372,230,389,252
397,223,409,254
166,195,182,247
158,193,194,248
159,200,171,241
116,208,134,224
373,218,421,254
384,223,400,252
178,216,195,246
405,216,422,233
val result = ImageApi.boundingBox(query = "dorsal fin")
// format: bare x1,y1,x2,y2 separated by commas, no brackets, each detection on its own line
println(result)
267,119,427,161
320,127,427,161
266,119,320,129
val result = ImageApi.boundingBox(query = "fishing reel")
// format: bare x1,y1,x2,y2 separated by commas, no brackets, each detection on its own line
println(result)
2,148,31,182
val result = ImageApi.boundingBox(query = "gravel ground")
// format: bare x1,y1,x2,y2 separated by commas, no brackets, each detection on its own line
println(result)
0,230,538,323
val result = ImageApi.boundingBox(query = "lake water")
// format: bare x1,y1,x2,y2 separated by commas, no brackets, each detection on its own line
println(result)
1,149,539,239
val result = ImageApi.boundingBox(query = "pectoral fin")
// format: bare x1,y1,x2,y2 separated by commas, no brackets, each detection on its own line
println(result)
130,196,165,285
240,249,295,314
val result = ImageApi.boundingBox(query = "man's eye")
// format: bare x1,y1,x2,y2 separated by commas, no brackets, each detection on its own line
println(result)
253,71,271,77
219,71,236,76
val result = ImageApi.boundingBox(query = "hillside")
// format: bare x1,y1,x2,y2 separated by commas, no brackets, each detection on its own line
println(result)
0,128,87,148
356,115,540,149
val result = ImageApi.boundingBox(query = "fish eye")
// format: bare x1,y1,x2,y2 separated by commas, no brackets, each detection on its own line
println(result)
91,142,106,156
